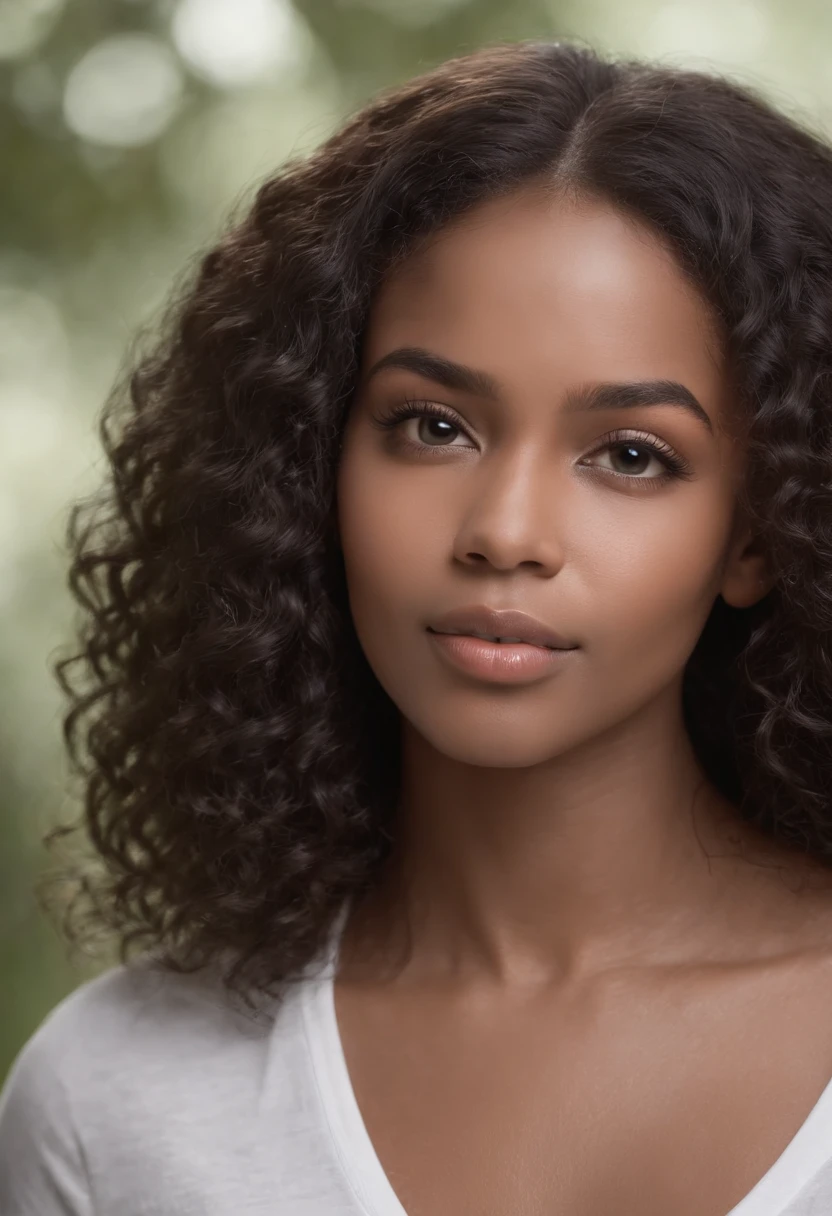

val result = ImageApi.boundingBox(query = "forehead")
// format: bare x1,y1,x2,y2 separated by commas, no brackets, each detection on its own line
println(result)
362,189,726,405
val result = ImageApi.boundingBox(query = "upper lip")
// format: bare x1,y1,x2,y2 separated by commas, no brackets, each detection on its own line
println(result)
427,606,578,650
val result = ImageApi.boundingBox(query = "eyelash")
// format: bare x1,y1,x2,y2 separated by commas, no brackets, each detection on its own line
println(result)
372,398,694,486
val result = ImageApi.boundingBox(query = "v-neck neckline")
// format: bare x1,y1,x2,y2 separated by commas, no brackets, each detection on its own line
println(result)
300,900,832,1216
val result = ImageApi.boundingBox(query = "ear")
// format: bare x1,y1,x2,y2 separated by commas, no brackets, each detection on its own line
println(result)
719,512,775,609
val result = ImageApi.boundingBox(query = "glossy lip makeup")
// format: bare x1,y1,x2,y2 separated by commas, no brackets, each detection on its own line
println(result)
426,629,580,684
425,604,580,685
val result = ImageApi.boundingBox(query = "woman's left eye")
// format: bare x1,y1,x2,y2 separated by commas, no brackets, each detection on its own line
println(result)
371,400,692,484
580,431,692,482
586,440,672,479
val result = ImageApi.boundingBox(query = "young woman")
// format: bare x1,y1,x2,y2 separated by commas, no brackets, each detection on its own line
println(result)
3,37,832,1216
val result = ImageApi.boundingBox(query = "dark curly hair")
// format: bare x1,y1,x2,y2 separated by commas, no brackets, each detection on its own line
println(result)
41,38,832,1011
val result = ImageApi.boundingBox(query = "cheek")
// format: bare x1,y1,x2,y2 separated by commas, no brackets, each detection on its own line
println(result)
336,457,443,719
336,450,434,630
577,494,731,674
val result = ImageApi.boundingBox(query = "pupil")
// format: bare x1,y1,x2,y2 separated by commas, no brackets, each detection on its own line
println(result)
617,444,648,474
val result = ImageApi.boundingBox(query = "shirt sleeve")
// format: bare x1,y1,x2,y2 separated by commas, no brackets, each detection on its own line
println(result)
0,1022,95,1216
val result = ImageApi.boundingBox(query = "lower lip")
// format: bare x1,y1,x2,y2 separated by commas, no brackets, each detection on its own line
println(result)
427,630,578,684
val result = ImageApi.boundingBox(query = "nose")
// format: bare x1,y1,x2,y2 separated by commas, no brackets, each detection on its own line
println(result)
451,450,567,575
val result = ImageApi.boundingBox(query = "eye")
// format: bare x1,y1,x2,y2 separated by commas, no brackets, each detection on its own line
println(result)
371,399,474,449
580,429,692,484
408,414,469,447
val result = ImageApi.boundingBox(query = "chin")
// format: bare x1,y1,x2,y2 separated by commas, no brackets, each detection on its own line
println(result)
415,719,574,769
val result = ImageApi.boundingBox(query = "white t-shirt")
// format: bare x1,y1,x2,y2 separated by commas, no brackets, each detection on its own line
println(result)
2,900,832,1216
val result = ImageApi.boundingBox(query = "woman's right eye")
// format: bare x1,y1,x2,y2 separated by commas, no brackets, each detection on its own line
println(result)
372,400,474,448
404,413,469,446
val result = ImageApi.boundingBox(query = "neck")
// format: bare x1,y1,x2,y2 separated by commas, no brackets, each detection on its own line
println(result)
342,685,816,990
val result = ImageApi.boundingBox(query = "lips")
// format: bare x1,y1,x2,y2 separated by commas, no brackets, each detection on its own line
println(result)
427,605,578,651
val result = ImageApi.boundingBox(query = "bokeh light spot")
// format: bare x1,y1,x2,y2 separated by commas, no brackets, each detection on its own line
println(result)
62,33,184,148
642,0,769,63
171,0,310,88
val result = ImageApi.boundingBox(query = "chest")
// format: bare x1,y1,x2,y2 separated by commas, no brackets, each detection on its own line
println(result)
332,962,832,1216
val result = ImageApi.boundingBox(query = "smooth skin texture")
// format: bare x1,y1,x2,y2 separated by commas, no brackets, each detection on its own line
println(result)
333,187,832,1216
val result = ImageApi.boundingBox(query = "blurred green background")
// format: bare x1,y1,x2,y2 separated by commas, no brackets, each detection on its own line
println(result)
2,0,831,1083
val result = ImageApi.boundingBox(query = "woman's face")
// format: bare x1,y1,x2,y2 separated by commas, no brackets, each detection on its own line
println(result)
336,188,763,768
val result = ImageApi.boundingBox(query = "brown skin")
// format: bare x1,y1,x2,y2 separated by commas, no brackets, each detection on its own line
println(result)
333,188,832,1215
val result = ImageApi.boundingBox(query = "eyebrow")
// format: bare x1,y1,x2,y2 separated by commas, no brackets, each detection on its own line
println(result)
364,346,713,434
